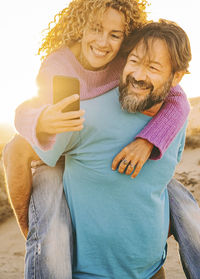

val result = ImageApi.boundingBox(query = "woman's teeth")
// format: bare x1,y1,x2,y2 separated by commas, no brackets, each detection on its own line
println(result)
91,47,108,56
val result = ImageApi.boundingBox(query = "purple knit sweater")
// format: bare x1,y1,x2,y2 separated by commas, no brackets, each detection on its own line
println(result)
15,47,190,159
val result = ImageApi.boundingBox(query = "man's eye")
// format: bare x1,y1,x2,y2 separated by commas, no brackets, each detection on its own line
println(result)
150,66,159,71
130,59,137,63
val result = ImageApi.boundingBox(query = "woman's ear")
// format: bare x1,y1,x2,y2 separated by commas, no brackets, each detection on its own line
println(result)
172,71,185,87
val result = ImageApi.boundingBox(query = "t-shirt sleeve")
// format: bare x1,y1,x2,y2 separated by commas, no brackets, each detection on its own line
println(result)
136,85,190,160
32,131,79,167
177,121,187,163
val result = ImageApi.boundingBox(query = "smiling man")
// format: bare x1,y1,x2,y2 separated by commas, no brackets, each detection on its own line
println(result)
119,32,185,114
31,20,191,279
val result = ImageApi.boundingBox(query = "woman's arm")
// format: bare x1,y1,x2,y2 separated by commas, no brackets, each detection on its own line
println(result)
14,57,58,150
112,85,190,177
136,85,190,159
15,54,84,150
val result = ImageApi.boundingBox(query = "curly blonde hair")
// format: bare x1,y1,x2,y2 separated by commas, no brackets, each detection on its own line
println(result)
38,0,148,59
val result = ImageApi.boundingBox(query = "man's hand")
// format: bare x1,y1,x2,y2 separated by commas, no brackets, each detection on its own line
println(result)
112,138,153,178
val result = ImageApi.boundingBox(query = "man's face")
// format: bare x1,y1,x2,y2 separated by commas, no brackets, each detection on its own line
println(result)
119,38,174,113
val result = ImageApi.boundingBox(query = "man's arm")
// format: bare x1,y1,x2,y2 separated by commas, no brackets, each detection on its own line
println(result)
3,135,39,238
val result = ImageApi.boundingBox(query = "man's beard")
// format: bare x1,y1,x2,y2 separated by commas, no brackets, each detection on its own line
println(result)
119,74,174,113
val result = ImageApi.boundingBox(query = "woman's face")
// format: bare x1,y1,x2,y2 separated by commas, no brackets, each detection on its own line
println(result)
80,8,125,70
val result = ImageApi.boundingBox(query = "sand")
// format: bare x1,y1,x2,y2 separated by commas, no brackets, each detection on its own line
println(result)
0,148,199,278
0,217,25,279
0,217,187,279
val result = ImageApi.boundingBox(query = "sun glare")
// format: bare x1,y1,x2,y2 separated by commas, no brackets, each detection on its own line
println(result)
0,0,198,126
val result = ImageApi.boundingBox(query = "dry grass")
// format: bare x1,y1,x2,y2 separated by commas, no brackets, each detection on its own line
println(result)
185,134,200,149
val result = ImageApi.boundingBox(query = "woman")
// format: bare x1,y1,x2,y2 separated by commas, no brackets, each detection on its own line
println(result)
4,1,198,278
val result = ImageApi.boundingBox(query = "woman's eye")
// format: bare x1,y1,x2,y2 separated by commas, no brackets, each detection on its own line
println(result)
111,34,124,40
111,34,120,39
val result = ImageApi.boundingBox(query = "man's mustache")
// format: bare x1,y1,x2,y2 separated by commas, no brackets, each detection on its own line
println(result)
126,75,153,92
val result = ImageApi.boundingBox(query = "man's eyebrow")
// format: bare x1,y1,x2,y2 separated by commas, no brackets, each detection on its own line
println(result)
128,53,139,59
149,60,162,67
149,60,163,67
128,53,163,67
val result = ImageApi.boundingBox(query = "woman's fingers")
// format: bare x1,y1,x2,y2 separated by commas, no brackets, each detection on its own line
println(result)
49,125,84,134
131,161,144,178
111,138,153,178
45,118,85,134
117,158,130,173
61,109,85,120
117,157,145,177
125,161,136,175
112,150,124,170
53,94,80,112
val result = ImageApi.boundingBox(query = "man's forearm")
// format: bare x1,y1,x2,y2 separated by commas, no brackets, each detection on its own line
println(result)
3,135,38,238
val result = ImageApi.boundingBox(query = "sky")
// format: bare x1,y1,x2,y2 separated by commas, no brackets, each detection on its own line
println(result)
0,0,199,125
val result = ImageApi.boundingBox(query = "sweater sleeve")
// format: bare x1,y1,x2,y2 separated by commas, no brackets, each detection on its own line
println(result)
14,56,64,151
136,84,190,160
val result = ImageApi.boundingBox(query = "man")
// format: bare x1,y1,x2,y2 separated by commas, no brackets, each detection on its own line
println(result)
21,20,190,278
5,20,199,279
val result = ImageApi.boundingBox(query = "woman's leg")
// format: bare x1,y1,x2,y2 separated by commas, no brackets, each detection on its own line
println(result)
151,267,165,279
25,161,73,279
168,178,200,279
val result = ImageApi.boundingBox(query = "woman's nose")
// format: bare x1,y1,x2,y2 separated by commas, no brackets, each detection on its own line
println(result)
95,32,109,47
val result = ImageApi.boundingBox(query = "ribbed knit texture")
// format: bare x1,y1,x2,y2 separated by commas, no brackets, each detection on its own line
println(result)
136,85,190,159
15,47,190,157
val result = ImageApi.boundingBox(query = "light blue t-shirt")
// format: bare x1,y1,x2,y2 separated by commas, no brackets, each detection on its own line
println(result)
34,88,186,279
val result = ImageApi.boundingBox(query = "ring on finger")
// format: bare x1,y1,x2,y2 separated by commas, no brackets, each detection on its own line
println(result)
129,163,135,169
122,159,129,166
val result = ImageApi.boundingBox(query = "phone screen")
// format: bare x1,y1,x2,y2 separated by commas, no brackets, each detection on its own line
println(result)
53,76,80,113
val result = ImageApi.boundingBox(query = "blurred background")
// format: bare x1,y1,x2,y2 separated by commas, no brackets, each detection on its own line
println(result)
0,0,199,127
0,1,199,278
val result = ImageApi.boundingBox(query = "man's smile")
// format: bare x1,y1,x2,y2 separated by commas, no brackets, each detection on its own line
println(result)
127,77,153,95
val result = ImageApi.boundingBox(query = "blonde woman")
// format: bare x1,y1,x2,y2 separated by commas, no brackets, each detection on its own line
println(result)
4,1,198,278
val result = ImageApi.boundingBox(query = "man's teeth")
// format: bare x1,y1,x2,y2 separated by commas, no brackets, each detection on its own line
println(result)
133,84,141,89
132,83,148,90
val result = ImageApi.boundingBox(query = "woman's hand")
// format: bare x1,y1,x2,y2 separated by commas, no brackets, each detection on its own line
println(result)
112,138,153,178
36,94,85,141
142,102,164,117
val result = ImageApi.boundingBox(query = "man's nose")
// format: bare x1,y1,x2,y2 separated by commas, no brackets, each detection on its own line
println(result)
133,67,147,81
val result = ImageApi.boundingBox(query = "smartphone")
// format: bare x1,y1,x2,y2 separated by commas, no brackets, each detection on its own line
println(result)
53,76,80,113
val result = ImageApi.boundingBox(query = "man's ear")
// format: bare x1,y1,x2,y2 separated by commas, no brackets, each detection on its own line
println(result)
172,71,185,87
